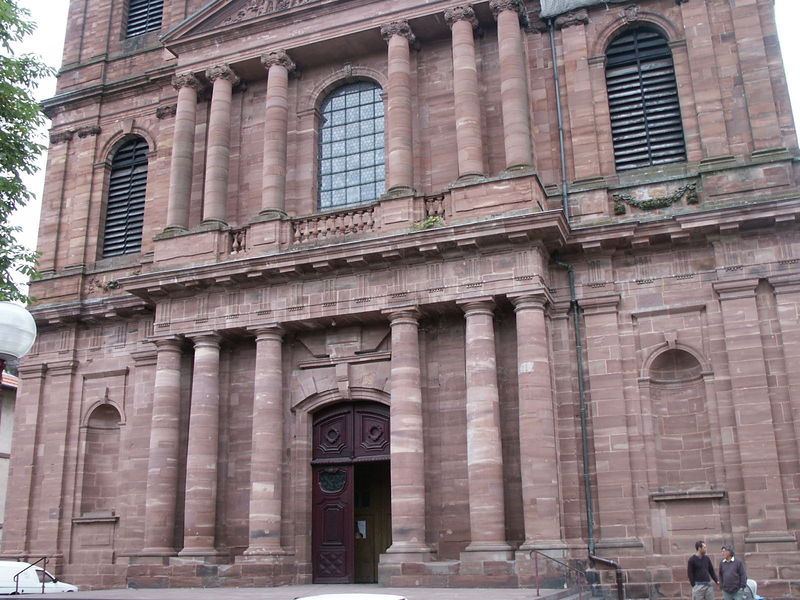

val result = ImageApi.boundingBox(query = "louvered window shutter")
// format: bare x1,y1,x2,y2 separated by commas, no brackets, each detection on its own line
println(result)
126,0,163,37
102,138,148,257
606,27,686,171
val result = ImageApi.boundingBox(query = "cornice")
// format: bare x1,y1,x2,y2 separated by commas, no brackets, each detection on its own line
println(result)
42,65,176,118
29,295,154,328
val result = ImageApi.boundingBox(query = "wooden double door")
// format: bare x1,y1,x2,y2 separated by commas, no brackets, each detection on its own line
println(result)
312,402,391,583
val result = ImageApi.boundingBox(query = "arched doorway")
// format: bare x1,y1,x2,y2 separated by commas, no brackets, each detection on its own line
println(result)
312,402,391,583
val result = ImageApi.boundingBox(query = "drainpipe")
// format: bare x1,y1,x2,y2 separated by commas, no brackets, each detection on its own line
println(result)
548,18,570,222
552,259,595,556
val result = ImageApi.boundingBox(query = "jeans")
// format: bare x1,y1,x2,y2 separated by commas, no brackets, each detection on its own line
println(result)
722,588,747,600
693,583,715,600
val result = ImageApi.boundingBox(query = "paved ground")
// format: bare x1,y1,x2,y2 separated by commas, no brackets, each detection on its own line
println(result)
22,584,570,599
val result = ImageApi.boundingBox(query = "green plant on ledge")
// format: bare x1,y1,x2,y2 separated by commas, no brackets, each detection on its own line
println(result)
411,215,445,231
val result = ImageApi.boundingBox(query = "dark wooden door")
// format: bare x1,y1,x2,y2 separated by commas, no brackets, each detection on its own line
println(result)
312,403,389,583
312,464,354,583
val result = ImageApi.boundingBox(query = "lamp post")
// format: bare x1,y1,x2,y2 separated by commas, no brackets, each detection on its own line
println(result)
0,302,37,385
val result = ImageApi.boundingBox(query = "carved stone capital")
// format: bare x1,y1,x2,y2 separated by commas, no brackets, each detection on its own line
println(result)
260,50,296,72
76,125,101,138
621,4,640,23
490,0,523,18
172,72,202,92
156,104,178,119
445,5,478,28
205,64,240,86
554,9,589,29
49,130,74,145
381,20,416,43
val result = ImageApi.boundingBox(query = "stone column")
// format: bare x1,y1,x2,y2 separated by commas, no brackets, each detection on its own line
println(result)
1,363,46,555
510,293,564,549
383,309,431,558
678,1,730,159
202,65,239,225
244,326,286,556
142,337,184,554
580,294,639,545
260,51,296,218
180,334,221,555
445,6,483,179
381,21,415,195
713,280,792,539
730,0,782,151
165,73,202,231
460,299,512,558
490,0,533,171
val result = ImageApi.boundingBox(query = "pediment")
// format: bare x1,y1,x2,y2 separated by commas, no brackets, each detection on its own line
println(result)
163,0,324,45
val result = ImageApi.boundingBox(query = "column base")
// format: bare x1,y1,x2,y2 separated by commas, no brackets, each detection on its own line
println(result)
135,547,179,557
199,218,228,229
382,541,434,563
177,547,226,561
503,163,534,174
384,185,415,198
241,546,291,557
452,173,486,186
255,208,287,221
461,541,514,561
518,539,568,552
159,225,188,237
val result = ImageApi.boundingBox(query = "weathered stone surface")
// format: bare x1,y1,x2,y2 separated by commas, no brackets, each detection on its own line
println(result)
7,0,800,595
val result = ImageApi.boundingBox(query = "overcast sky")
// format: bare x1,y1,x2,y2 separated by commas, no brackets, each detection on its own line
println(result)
9,0,800,266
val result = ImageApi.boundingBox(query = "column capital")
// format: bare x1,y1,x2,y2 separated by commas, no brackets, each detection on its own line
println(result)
490,0,524,19
445,5,479,28
172,72,203,92
206,64,240,86
509,292,550,312
188,332,222,348
251,325,285,341
458,298,495,316
381,20,416,43
713,278,759,300
153,336,184,351
261,50,296,73
383,307,421,325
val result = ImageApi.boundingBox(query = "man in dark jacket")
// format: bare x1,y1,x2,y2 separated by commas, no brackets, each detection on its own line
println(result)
688,540,719,600
719,545,747,600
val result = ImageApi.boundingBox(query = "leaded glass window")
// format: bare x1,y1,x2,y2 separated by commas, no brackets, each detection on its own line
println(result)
318,81,385,210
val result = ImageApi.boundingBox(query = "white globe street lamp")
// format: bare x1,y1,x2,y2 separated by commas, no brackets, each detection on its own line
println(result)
0,302,38,383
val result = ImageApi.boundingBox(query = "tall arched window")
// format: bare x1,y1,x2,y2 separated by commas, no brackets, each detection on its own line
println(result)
318,81,385,210
605,26,686,171
102,137,148,257
126,0,163,37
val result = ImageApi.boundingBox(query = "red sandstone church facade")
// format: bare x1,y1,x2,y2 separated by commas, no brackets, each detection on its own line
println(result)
3,0,799,596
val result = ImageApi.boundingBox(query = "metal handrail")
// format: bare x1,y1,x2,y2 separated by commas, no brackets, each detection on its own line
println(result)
529,549,589,600
13,556,48,595
529,549,627,600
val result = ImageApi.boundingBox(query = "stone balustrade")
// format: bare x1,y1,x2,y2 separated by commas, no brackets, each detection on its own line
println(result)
291,205,376,244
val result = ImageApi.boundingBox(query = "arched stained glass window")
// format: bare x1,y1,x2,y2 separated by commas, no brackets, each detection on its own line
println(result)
318,81,385,210
102,137,148,257
605,27,686,171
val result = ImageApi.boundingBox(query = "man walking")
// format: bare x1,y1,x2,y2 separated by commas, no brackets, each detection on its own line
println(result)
719,545,747,600
688,540,719,600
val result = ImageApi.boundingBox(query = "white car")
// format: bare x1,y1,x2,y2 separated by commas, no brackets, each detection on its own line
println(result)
295,595,407,600
0,561,78,594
